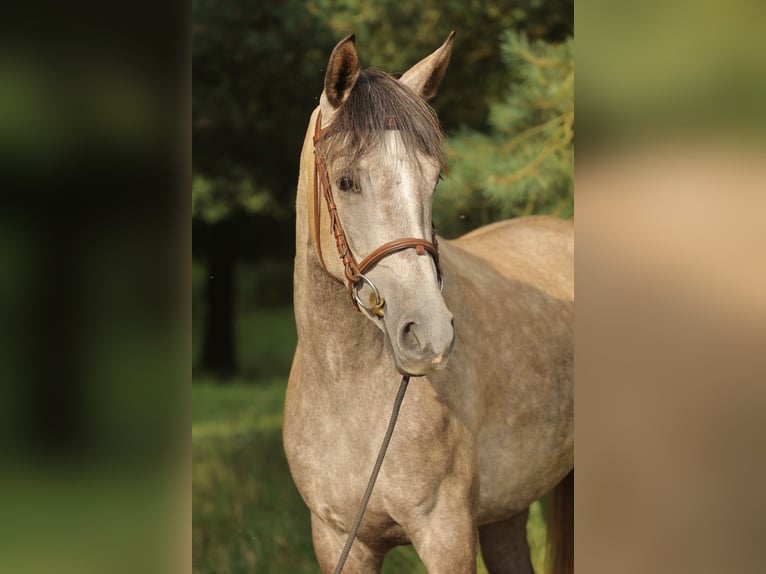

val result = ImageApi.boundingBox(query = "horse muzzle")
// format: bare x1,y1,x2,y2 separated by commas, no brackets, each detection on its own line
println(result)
386,312,456,376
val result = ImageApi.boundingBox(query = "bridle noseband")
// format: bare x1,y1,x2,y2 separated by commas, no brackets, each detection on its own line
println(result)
312,110,443,317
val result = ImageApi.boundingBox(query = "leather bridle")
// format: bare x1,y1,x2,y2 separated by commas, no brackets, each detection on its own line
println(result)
311,110,442,317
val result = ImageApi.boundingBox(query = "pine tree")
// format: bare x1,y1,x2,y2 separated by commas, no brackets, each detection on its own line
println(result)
434,31,574,237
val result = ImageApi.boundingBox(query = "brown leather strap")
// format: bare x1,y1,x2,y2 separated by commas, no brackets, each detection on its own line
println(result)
357,238,438,275
313,110,363,285
311,111,442,306
312,111,330,272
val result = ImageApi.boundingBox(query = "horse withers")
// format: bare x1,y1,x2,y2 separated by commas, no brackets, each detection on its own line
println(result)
284,32,573,574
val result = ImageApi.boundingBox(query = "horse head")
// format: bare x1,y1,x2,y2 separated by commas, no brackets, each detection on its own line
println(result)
311,33,456,376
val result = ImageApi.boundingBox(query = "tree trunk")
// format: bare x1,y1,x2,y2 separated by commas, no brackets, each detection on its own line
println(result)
200,221,237,378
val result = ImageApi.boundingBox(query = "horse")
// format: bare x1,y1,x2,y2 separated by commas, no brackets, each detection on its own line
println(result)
284,32,573,574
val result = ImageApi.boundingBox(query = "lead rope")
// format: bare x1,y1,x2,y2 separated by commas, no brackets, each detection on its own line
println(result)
333,375,411,574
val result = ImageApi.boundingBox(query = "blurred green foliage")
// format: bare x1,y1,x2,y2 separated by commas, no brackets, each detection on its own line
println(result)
435,31,573,237
192,0,573,227
0,470,179,574
193,0,335,223
577,0,766,141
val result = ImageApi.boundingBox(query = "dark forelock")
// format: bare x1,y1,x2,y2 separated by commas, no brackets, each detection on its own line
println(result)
318,69,446,169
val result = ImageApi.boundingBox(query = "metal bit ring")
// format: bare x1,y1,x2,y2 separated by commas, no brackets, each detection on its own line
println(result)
352,274,385,317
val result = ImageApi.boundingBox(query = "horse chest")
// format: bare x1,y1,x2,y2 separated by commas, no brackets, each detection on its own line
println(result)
285,404,399,534
285,367,475,533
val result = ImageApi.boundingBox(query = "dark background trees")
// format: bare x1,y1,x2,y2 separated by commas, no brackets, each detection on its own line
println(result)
192,0,574,378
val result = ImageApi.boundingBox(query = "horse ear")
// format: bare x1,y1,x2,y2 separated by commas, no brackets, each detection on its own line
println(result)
399,31,455,100
321,34,360,121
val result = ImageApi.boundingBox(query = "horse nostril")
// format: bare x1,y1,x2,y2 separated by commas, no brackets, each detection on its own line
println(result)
399,321,421,353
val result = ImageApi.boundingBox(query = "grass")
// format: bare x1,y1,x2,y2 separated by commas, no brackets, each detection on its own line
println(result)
193,380,316,573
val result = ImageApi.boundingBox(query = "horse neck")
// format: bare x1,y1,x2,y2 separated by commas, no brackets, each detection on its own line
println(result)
293,108,384,371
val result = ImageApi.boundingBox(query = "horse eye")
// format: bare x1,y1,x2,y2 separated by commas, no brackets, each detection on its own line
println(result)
336,176,356,192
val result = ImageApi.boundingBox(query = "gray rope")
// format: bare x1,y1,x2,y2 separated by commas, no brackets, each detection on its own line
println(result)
333,375,411,574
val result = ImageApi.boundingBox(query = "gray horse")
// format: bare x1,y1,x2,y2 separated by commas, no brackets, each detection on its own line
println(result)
284,33,573,574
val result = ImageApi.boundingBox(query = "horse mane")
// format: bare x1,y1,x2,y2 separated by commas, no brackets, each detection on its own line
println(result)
318,68,446,170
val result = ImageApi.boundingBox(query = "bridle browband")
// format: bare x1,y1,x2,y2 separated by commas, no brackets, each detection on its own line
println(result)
312,110,442,317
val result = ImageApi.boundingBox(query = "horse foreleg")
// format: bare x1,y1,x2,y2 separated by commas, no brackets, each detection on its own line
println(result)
408,500,478,574
310,513,384,574
478,510,534,574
